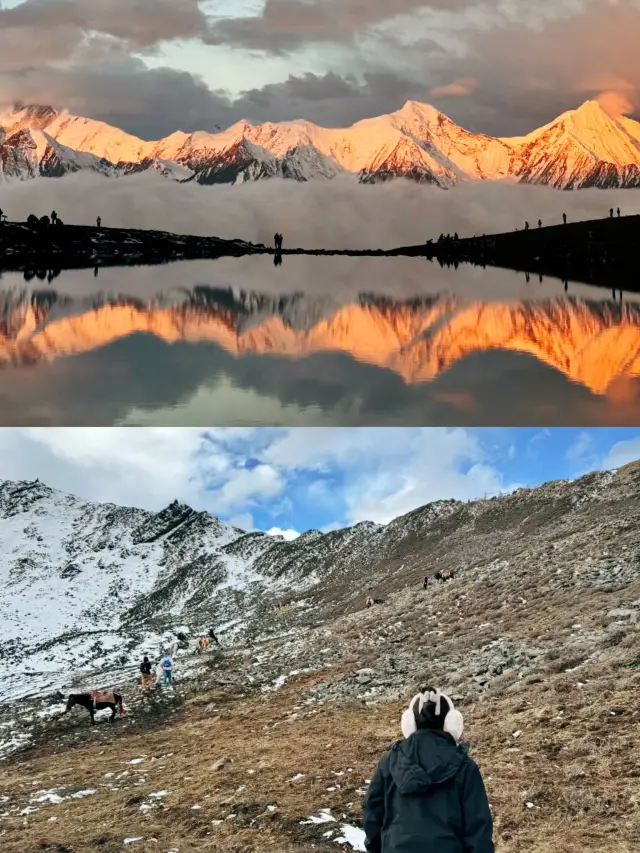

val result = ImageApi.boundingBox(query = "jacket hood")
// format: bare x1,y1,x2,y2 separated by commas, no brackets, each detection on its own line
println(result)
389,729,466,795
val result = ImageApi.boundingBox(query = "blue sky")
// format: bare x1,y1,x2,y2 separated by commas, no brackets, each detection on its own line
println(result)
0,428,637,539
0,1,638,138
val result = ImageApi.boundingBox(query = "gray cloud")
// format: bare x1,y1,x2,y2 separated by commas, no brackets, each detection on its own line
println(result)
0,57,237,138
0,0,209,51
206,0,482,54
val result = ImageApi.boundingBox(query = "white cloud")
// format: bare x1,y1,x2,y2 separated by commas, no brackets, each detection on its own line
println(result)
565,431,594,462
264,427,517,525
603,437,640,470
266,527,300,541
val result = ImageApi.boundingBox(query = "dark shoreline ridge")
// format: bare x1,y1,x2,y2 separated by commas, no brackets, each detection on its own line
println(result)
0,215,638,292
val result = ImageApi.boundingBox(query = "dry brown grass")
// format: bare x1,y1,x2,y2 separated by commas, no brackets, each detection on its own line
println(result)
1,655,639,853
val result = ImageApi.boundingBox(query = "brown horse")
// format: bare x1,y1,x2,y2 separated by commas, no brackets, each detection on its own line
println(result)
64,692,123,726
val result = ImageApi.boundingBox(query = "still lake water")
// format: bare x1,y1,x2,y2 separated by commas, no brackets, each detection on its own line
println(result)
0,256,638,426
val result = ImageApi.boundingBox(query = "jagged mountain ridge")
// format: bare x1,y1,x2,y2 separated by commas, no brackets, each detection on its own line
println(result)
2,100,640,188
1,287,639,394
1,460,639,703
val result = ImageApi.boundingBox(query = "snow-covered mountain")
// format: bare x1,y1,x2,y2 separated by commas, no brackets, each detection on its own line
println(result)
2,462,639,708
1,288,639,395
0,476,457,697
2,100,640,188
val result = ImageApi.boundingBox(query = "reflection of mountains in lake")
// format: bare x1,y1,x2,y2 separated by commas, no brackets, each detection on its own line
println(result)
1,287,639,395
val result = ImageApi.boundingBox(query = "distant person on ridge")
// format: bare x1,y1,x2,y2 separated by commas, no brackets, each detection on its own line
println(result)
97,216,102,227
610,208,614,218
524,221,529,231
538,219,542,228
617,207,621,218
363,688,494,853
51,210,58,224
562,213,567,225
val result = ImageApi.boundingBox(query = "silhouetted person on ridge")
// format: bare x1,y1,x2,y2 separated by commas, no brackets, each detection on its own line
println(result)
454,232,459,241
617,207,621,218
538,219,542,228
562,213,567,225
524,221,529,231
51,210,58,224
96,216,102,227
610,208,614,218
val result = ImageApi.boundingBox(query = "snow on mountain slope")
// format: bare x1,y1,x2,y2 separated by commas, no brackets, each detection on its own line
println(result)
0,476,462,698
505,101,640,188
2,99,640,187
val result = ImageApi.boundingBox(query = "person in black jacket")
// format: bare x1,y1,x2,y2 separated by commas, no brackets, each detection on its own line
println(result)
140,656,154,690
363,688,494,853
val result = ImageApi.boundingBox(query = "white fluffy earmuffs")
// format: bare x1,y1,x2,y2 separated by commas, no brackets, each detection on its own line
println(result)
400,688,464,743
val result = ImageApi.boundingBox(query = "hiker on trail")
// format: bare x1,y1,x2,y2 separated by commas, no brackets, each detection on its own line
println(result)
363,688,494,853
610,208,614,218
423,575,429,590
562,213,567,225
140,656,154,690
161,654,173,686
51,210,58,224
617,207,621,218
524,221,529,231
538,219,542,228
97,216,102,227
208,628,220,646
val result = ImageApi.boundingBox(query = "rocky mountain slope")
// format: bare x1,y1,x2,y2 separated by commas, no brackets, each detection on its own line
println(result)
1,459,639,709
0,461,638,852
2,100,640,188
1,287,639,395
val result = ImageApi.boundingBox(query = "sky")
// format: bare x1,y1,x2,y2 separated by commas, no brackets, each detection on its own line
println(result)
0,0,639,138
0,427,638,540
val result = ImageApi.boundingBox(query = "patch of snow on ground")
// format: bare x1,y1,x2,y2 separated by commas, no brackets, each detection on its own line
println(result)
302,809,337,824
337,824,367,851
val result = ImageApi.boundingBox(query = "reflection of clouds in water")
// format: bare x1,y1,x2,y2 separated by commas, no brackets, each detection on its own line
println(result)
0,335,638,427
0,254,638,426
0,256,638,304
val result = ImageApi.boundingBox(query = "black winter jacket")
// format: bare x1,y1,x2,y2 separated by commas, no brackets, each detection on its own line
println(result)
363,730,494,853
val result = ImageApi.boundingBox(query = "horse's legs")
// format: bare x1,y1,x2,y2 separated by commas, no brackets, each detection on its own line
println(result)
90,711,95,726
110,704,116,722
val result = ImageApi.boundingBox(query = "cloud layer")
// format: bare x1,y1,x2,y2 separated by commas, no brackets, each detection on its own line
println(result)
3,170,640,249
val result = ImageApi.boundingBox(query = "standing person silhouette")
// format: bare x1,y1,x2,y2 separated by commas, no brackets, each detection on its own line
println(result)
562,213,567,225
363,688,494,853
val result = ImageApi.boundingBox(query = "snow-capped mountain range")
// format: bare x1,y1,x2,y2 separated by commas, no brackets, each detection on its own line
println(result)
1,288,639,395
2,100,640,189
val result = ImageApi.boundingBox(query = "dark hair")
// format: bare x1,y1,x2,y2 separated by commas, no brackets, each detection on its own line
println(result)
413,687,451,731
